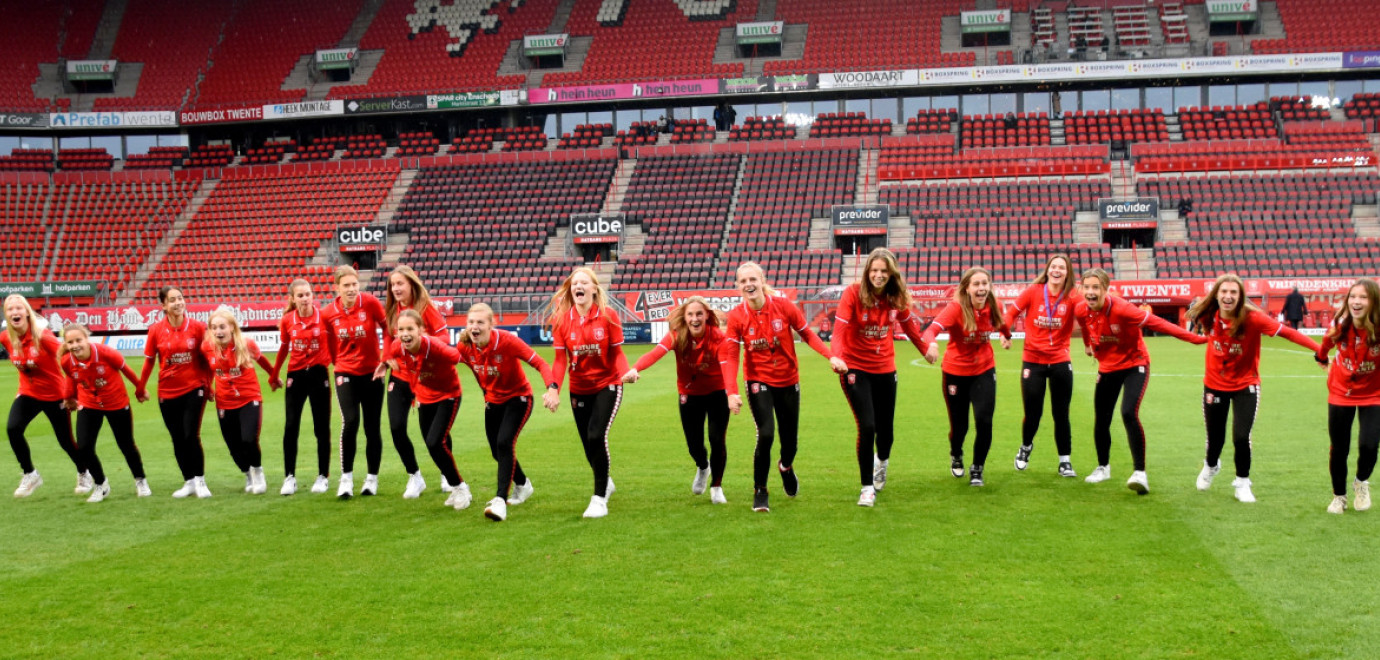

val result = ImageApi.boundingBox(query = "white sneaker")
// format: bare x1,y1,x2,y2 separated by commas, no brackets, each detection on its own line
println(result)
508,479,534,505
1231,477,1255,503
250,467,267,495
337,472,354,499
310,475,329,494
484,497,507,521
445,481,472,510
361,473,379,496
171,479,195,499
1355,480,1371,511
440,477,454,494
710,486,727,504
280,475,297,496
858,485,876,507
1084,465,1111,484
403,472,426,499
1196,461,1220,491
1328,494,1347,514
605,478,616,498
691,466,710,495
582,494,608,518
1127,470,1150,495
75,471,94,494
873,455,888,491
86,480,110,503
193,476,212,499
135,478,152,497
243,471,253,493
13,471,42,498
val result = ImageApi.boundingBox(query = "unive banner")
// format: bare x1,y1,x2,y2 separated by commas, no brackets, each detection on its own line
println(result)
315,48,358,70
736,21,784,44
529,78,719,104
961,10,1011,33
523,34,569,57
66,60,118,80
180,104,264,125
1207,0,1259,21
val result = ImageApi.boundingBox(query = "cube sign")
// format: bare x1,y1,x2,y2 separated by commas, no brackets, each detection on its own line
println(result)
571,214,624,244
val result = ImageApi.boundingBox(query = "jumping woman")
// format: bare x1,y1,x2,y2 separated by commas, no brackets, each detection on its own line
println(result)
1316,279,1380,514
271,279,333,495
202,308,280,495
140,286,213,498
59,323,148,502
381,265,449,499
4,294,85,497
1003,254,1079,477
322,266,389,499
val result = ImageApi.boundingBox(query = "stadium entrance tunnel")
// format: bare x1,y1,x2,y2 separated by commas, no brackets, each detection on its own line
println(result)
836,235,887,254
578,243,615,263
1104,227,1157,250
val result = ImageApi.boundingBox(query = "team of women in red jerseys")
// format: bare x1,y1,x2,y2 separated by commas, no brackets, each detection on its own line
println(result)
5,259,1376,516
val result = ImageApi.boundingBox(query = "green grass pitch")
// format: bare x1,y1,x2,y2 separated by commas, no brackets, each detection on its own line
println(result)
0,339,1375,658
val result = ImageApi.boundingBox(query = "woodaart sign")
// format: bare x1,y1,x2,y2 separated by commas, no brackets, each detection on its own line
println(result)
523,34,568,57
0,281,103,297
736,21,784,45
66,60,117,81
961,10,1011,33
315,48,358,70
818,69,919,89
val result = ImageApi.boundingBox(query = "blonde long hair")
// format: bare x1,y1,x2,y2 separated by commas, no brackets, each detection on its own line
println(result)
1187,273,1259,337
857,248,913,311
57,323,91,360
547,267,608,328
1327,278,1380,344
458,303,494,347
736,261,778,299
3,294,47,350
955,267,1006,334
668,296,722,353
206,308,253,369
384,265,433,332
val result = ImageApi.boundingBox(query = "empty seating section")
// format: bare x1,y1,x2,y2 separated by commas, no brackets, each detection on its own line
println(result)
541,0,750,87
1344,93,1380,120
882,181,1113,282
879,139,1109,180
0,150,56,172
1112,4,1150,47
0,3,61,111
329,0,551,98
1067,5,1105,48
1283,120,1371,151
671,119,715,143
0,183,51,280
243,140,296,165
717,250,841,288
48,179,199,296
1254,0,1380,54
397,132,441,156
1132,138,1375,173
731,117,794,141
905,109,956,135
501,126,548,152
60,0,106,61
1178,103,1278,140
809,113,891,138
1064,109,1168,145
1146,173,1380,277
961,112,1050,148
1273,96,1328,121
186,145,236,168
726,150,856,252
138,170,397,302
191,0,362,110
344,135,387,159
124,147,189,170
94,0,233,111
614,154,737,289
1031,6,1056,48
452,130,499,153
1159,2,1188,44
393,158,615,295
614,123,661,147
57,149,115,171
558,124,613,149
296,138,345,161
765,0,972,75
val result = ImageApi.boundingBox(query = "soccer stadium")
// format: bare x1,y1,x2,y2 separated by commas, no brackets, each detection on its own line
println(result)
2,0,1379,656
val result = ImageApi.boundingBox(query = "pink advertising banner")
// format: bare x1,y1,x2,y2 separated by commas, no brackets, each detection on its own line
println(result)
529,78,719,105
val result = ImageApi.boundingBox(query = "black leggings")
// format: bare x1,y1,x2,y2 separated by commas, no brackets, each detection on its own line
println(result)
841,370,897,487
571,386,622,497
747,382,800,490
417,398,463,487
485,396,532,499
76,407,144,484
216,402,262,472
1093,365,1150,471
1203,386,1259,479
679,390,730,488
943,369,997,467
1021,361,1074,456
336,374,384,475
1328,404,1380,496
386,376,422,474
283,365,332,478
159,389,207,480
6,395,80,474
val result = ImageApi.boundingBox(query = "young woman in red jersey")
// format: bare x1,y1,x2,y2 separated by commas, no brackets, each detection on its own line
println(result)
322,265,389,499
1316,278,1380,514
376,309,471,511
1074,268,1207,495
456,303,550,521
623,296,733,504
140,286,213,498
922,267,1013,488
202,309,280,495
270,279,334,496
542,267,630,519
1186,273,1320,503
721,262,847,513
1003,254,1079,477
830,249,929,507
4,294,85,497
381,265,450,499
59,324,148,502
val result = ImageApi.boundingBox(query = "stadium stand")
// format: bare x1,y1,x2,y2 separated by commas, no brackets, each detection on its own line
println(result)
60,0,106,61
765,0,973,75
1064,109,1169,145
0,179,52,280
294,138,343,162
905,109,957,136
1344,93,1380,120
614,123,661,147
960,112,1050,148
124,147,190,170
1273,96,1330,122
1253,0,1380,54
558,124,613,150
242,140,295,165
452,130,499,154
730,117,795,142
615,153,738,290
879,139,1110,180
0,3,62,112
0,150,57,173
1132,138,1375,173
93,0,234,111
397,132,442,156
809,113,891,138
186,145,237,168
501,126,549,152
57,149,115,171
344,135,387,159
1177,103,1279,141
1159,1,1189,45
671,119,715,144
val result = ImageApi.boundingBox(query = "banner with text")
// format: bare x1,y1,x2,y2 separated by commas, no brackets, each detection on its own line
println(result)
43,303,288,333
961,10,1011,33
49,111,178,129
831,205,890,236
315,48,358,70
262,100,344,120
817,69,920,89
1207,0,1259,21
718,74,814,94
346,96,428,114
66,60,118,81
523,34,569,57
180,104,264,125
337,225,387,252
736,21,784,45
569,213,625,245
618,289,801,322
0,281,103,298
0,113,48,128
426,92,502,109
529,78,719,104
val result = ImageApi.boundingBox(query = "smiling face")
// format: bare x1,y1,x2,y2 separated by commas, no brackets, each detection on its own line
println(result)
63,328,91,361
4,298,28,333
389,273,412,306
966,271,991,308
736,265,766,308
161,288,186,319
867,258,891,291
1349,284,1372,321
210,316,233,346
466,309,492,345
570,271,595,311
1083,276,1107,310
293,284,314,315
1217,281,1241,313
684,301,709,337
1046,258,1068,288
336,275,359,306
397,315,421,351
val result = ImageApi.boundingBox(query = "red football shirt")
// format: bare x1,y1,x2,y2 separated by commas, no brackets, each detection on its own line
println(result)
322,293,388,377
1076,295,1202,372
275,307,331,373
1204,309,1320,391
720,295,831,394
550,306,629,395
143,317,211,400
829,283,930,374
201,338,265,410
2,328,66,402
62,342,137,411
1319,323,1380,406
1004,283,1077,365
922,301,1012,376
384,302,448,384
457,328,550,404
385,335,461,404
635,326,728,396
